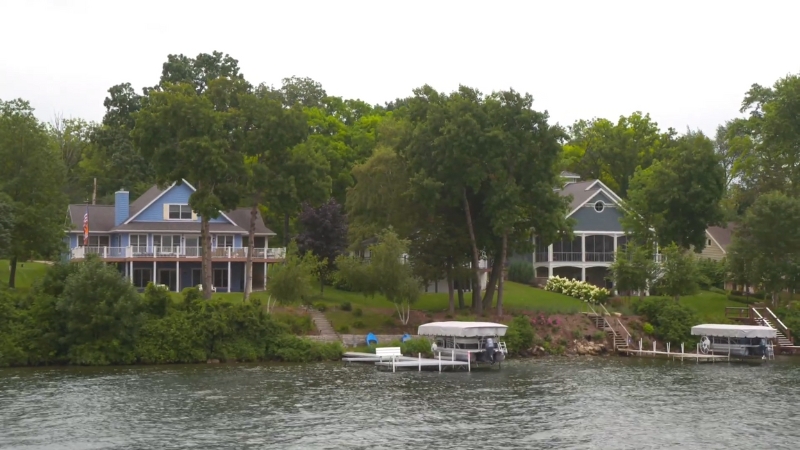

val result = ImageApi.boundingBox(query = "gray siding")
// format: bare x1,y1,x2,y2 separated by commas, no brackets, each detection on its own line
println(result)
571,203,624,232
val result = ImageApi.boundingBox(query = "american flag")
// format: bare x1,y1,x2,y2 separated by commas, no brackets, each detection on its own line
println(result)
83,205,89,246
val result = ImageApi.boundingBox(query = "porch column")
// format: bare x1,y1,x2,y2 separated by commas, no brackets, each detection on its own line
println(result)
581,234,586,262
613,235,618,254
581,266,586,282
227,260,231,293
548,265,553,278
547,244,553,262
129,261,133,282
263,262,268,290
176,260,180,292
153,260,156,285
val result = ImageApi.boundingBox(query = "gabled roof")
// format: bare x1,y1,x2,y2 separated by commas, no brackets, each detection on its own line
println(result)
67,205,115,232
129,185,162,218
123,179,236,226
707,223,736,252
557,179,624,218
225,208,276,236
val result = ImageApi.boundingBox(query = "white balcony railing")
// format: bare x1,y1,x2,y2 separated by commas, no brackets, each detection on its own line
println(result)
70,246,287,260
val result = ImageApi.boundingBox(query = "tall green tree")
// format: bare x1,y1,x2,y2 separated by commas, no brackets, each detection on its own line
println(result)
608,242,658,300
48,115,96,202
266,242,317,312
657,243,699,301
565,112,672,197
335,229,420,324
238,85,309,300
132,80,245,299
296,198,349,296
0,193,13,257
623,130,725,251
0,99,67,288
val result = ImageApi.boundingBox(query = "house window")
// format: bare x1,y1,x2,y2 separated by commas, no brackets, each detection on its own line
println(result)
81,235,110,247
594,201,605,212
213,268,229,288
216,235,234,248
133,268,152,288
707,239,712,246
130,234,147,248
168,204,193,220
154,235,181,250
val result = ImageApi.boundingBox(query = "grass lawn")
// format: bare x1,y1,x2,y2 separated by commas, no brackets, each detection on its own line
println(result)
0,260,51,291
678,290,744,323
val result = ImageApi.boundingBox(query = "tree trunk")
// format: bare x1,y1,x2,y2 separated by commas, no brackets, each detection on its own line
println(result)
320,266,325,296
8,256,17,289
497,232,507,317
457,285,465,310
482,249,502,310
283,212,290,248
201,216,213,300
446,264,455,316
244,194,258,302
462,188,482,315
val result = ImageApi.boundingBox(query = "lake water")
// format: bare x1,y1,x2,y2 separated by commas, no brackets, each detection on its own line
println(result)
1,357,799,449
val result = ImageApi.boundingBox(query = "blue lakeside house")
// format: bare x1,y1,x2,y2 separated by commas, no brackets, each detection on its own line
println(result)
64,180,285,293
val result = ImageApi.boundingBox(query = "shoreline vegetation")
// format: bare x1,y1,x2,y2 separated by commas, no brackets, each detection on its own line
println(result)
4,259,798,368
3,55,800,367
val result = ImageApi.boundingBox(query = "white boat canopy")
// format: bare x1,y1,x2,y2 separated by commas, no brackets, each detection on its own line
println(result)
691,324,777,339
418,321,508,338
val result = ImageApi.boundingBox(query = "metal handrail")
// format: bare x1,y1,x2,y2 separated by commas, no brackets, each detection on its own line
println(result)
599,303,611,316
765,307,789,332
752,308,764,320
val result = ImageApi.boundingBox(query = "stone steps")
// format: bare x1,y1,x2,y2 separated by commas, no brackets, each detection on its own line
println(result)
307,308,338,338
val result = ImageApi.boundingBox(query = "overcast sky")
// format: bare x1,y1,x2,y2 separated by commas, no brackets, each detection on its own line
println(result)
2,0,798,136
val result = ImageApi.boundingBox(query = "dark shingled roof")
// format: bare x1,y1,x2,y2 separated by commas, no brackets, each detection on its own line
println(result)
128,185,164,218
110,222,249,234
67,205,115,232
558,180,601,210
707,223,736,251
225,208,276,235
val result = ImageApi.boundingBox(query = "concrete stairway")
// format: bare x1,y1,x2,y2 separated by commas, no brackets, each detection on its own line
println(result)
307,307,340,343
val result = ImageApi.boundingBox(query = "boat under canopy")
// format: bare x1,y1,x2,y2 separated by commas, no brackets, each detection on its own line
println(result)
691,324,777,339
418,321,508,338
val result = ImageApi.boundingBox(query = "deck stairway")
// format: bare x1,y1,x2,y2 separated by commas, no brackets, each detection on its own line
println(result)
727,304,799,353
754,315,793,348
584,304,630,351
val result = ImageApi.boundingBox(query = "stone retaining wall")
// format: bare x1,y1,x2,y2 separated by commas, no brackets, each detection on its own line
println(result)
339,334,420,347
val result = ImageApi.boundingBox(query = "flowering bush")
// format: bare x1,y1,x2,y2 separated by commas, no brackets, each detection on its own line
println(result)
544,275,610,304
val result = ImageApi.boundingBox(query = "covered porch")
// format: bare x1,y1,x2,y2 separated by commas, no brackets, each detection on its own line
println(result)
117,261,271,293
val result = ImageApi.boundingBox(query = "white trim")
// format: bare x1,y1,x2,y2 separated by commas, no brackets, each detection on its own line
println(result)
585,180,624,205
180,180,238,226
164,203,194,221
112,229,250,235
566,188,621,218
573,231,626,235
124,181,176,224
123,179,238,226
593,200,605,213
705,229,726,254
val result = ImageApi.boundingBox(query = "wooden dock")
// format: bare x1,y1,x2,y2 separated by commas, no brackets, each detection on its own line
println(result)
342,351,472,372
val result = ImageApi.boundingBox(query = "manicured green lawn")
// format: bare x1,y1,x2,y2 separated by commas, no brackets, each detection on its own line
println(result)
311,281,586,314
0,260,51,291
678,290,744,323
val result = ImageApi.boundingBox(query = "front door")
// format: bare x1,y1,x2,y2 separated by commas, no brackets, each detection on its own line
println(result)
158,269,176,291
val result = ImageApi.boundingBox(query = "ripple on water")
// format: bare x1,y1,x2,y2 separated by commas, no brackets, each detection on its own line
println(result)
1,358,800,449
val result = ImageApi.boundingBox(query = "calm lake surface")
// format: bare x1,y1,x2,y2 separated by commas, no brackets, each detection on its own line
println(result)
1,357,799,449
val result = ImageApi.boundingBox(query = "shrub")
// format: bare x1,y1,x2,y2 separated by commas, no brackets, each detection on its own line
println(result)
592,331,606,342
339,301,352,312
633,297,698,344
383,317,396,327
314,302,327,312
274,314,314,334
142,283,171,318
337,324,350,333
352,320,366,329
267,335,343,362
544,276,610,304
508,261,534,284
505,316,534,355
401,337,432,357
572,329,582,339
352,308,363,317
642,322,655,335
728,294,758,305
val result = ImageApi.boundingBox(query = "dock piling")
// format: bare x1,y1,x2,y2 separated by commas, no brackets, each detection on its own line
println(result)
418,353,421,372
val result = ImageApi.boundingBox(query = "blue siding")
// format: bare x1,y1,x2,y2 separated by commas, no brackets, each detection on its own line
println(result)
572,204,624,232
233,235,242,248
132,183,227,223
114,191,129,226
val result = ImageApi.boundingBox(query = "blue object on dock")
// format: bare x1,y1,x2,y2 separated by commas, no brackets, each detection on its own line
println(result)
366,332,378,345
401,333,411,343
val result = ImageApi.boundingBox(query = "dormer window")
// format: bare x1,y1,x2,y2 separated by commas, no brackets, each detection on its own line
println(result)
168,204,192,220
594,201,605,212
